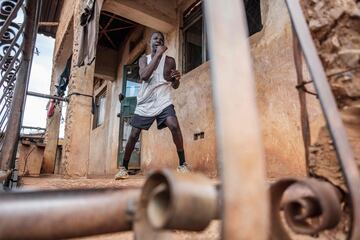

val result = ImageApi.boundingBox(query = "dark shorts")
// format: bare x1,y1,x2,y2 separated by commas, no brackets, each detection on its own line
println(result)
130,104,176,130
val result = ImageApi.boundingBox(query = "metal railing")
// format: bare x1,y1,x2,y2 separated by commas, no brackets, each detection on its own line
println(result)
0,0,25,152
269,1,360,240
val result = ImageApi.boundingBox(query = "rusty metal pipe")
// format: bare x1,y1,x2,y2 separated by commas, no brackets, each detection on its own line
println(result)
140,169,220,231
0,188,140,240
203,0,269,239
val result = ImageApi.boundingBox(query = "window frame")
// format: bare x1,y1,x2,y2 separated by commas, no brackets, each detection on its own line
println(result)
182,0,208,74
93,86,107,129
181,0,263,74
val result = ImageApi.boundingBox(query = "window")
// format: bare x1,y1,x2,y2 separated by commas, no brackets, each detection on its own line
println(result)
183,1,207,73
245,0,263,36
182,0,263,73
94,87,106,128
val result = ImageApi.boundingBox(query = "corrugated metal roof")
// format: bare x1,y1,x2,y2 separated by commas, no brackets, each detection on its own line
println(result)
38,0,63,38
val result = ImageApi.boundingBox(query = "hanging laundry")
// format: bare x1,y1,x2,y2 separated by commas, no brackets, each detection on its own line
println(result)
56,55,72,96
47,99,56,118
76,0,103,67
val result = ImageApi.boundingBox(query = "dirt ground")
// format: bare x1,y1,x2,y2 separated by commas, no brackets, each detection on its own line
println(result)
20,175,220,240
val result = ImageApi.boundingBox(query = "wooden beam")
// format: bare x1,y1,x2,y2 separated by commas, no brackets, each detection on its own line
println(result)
99,14,115,36
105,25,134,33
102,1,175,33
102,11,136,26
103,31,117,49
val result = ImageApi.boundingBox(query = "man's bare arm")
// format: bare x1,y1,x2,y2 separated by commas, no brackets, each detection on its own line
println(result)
163,57,176,81
168,58,181,89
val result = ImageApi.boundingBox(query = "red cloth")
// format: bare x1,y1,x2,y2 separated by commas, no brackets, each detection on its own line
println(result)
47,100,55,117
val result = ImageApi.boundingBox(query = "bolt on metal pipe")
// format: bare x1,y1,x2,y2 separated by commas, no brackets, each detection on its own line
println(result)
140,169,220,231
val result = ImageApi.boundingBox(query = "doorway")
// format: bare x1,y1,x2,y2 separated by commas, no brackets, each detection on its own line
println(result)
117,64,141,169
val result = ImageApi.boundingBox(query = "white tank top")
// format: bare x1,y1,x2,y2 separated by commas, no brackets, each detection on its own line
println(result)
134,54,172,117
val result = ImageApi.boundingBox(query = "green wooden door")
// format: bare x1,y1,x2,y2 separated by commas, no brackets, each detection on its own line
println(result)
117,64,141,169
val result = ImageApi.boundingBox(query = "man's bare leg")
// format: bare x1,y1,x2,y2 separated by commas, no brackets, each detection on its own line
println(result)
122,127,142,170
165,116,187,167
115,127,142,180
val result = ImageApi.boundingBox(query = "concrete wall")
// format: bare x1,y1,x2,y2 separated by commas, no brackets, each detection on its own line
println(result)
94,46,119,81
251,0,322,177
18,141,44,176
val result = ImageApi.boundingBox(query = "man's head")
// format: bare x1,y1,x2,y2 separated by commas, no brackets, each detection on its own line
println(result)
150,31,165,52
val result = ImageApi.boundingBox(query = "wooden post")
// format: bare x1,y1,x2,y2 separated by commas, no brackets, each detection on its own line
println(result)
203,0,269,239
61,0,104,177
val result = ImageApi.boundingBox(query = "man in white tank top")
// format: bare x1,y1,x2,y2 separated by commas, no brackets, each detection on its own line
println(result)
115,32,189,179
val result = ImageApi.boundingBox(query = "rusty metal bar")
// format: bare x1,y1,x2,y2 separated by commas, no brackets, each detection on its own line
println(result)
203,0,269,239
292,30,310,174
0,188,140,240
0,61,22,105
286,1,360,239
0,42,23,88
38,22,59,27
21,126,46,131
270,178,342,239
140,169,220,231
0,0,41,170
27,91,67,101
0,113,9,136
0,24,24,72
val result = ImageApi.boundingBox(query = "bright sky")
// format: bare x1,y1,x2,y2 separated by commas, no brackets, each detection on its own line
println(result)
23,34,66,137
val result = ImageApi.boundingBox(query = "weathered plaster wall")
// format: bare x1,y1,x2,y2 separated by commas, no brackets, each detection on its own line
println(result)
43,0,75,174
88,80,112,176
18,143,44,176
53,0,75,62
58,0,324,178
249,0,323,178
61,0,105,177
94,46,119,81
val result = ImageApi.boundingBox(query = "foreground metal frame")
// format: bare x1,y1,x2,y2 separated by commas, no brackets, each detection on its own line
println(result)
1,0,359,239
282,1,360,239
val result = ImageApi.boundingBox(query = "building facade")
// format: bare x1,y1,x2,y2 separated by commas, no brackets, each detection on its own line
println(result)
42,0,323,178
